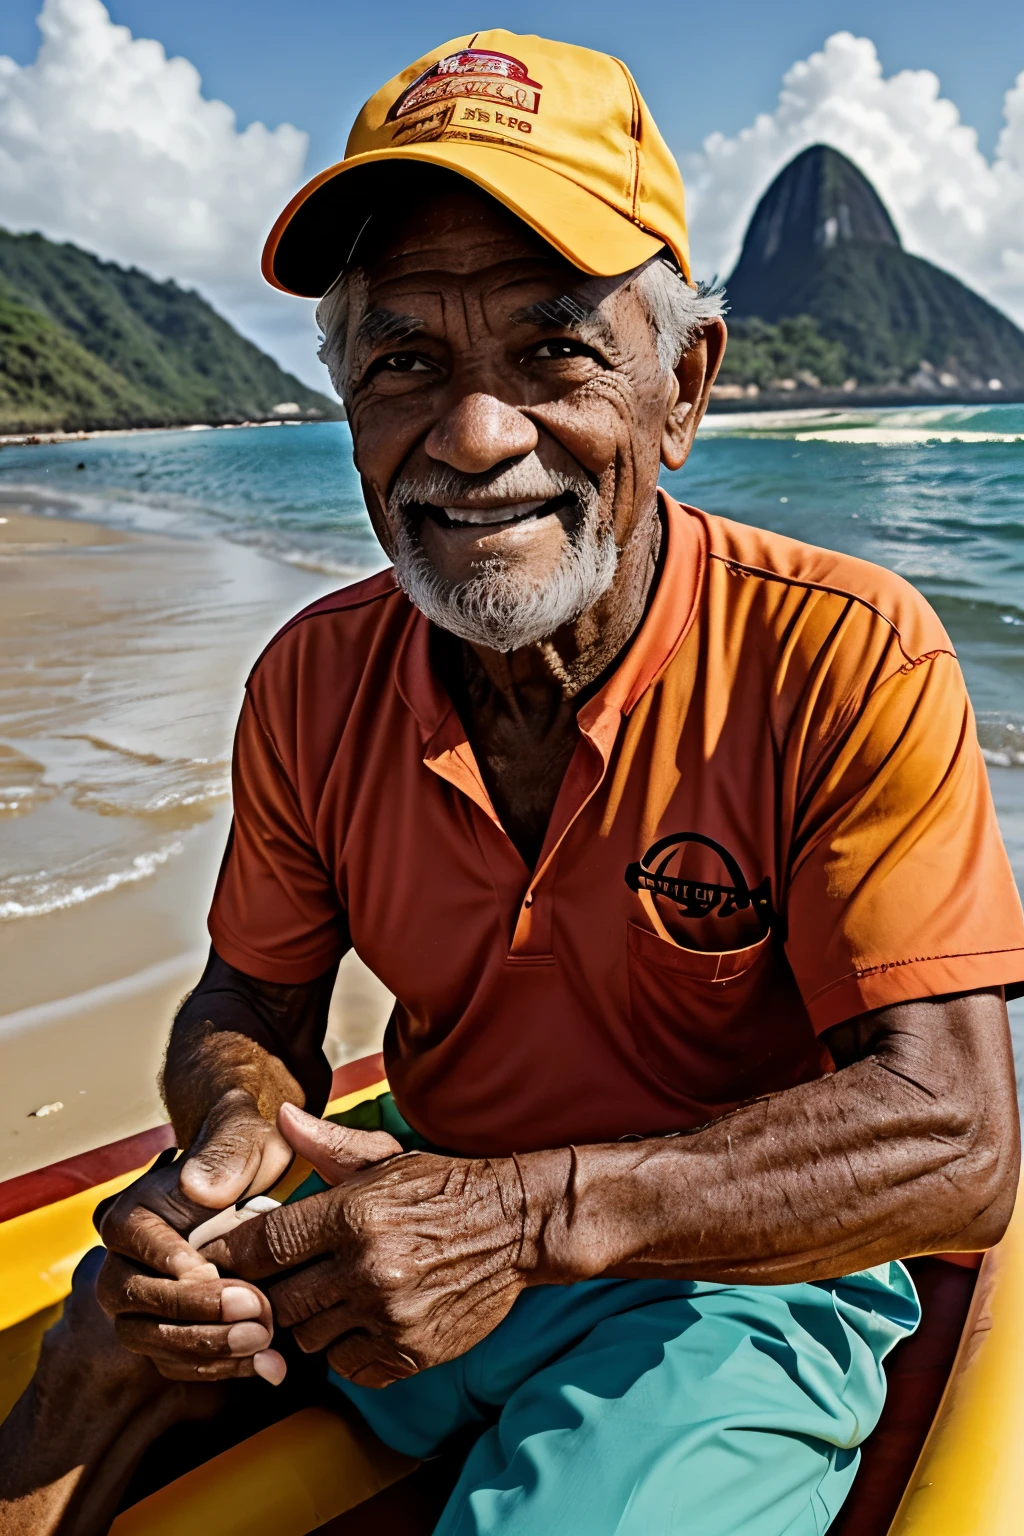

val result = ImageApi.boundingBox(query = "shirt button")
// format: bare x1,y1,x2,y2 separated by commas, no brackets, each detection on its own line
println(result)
524,893,533,907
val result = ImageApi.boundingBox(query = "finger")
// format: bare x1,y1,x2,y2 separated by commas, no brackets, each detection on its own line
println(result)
278,1103,403,1186
148,1348,287,1384
326,1331,418,1389
265,1256,346,1329
149,1352,260,1383
92,1147,176,1235
291,1300,352,1354
221,1285,268,1323
96,1254,270,1330
96,1254,222,1321
201,1187,340,1279
97,1159,222,1277
100,1200,220,1281
116,1317,272,1359
177,1090,294,1208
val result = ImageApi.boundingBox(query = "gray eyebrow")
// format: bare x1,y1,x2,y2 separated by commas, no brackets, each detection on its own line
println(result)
511,294,598,330
510,292,618,352
355,307,425,348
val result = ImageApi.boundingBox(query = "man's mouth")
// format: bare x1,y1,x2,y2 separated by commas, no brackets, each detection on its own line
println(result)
416,492,575,531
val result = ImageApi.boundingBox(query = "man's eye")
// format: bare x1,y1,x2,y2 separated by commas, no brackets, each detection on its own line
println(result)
378,353,433,373
529,340,600,362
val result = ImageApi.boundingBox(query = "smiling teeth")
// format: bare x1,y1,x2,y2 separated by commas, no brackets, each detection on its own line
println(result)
440,499,548,526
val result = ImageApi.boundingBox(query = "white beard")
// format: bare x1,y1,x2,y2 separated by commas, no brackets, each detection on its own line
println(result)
388,464,618,653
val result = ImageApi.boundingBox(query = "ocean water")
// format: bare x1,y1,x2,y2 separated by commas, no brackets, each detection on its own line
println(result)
1,402,1022,930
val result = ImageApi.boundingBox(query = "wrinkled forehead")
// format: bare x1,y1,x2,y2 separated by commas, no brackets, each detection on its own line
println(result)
331,169,645,356
359,181,577,296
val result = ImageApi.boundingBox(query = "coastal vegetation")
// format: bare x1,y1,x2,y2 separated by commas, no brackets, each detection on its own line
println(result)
715,315,850,393
0,228,340,434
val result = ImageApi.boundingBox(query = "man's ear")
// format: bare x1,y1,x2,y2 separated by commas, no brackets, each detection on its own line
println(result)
661,318,728,471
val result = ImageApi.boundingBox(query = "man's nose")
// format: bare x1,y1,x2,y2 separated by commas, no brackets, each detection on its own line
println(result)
424,394,539,474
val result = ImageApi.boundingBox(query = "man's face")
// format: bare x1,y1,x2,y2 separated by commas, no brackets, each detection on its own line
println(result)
343,186,713,651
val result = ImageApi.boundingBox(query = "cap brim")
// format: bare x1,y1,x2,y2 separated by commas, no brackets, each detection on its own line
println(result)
263,144,673,297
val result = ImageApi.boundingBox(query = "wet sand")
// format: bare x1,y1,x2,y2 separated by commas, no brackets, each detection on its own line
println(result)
0,508,131,549
0,496,392,1181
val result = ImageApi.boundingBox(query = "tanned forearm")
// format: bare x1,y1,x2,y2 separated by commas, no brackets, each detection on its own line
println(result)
516,990,1020,1288
161,948,339,1147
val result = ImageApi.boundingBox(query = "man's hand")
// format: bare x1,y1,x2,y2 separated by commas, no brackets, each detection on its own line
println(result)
95,1088,294,1384
201,1103,527,1389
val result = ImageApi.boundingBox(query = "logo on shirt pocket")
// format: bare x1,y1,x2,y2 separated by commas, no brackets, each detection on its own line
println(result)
622,835,816,1113
625,832,773,941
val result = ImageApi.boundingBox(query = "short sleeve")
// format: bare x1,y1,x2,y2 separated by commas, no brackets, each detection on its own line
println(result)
785,651,1024,1031
208,691,349,983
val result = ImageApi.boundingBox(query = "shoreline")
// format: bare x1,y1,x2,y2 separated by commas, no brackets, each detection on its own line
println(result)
0,419,337,449
706,386,1024,414
0,505,133,549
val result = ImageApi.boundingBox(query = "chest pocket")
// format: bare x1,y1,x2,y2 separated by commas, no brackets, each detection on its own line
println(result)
625,920,821,1123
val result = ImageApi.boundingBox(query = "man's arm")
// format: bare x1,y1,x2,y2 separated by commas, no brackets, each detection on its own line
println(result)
161,948,337,1202
518,988,1020,1285
204,988,1019,1389
95,948,340,1383
160,677,349,1206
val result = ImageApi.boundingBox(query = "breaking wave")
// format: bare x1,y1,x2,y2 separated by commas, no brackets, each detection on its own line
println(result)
0,839,184,920
977,714,1024,769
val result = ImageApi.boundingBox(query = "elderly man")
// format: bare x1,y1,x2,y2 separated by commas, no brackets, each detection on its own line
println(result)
3,29,1023,1536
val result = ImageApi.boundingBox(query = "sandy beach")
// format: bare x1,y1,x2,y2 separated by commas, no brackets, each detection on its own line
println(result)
0,492,392,1181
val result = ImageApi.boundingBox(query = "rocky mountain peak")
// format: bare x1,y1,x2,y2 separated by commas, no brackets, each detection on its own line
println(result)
720,142,1024,393
735,144,900,272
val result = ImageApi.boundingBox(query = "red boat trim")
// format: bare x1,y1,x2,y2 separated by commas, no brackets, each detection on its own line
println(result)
0,1053,386,1224
0,1124,177,1224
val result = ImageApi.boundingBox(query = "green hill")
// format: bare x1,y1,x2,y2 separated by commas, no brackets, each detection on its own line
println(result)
0,228,341,434
722,145,1024,392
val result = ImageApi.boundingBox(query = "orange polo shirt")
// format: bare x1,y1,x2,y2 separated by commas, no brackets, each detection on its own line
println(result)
208,494,1024,1156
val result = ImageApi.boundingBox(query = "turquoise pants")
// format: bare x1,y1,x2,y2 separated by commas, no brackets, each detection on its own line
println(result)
300,1099,921,1535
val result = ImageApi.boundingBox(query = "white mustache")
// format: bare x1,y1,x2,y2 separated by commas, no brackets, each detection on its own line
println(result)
388,456,594,517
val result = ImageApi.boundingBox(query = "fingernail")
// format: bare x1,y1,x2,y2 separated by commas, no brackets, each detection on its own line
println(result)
254,1349,287,1385
227,1322,271,1354
221,1286,262,1322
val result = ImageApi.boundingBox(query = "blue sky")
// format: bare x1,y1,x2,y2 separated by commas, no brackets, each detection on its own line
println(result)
2,1,1022,387
2,0,1021,168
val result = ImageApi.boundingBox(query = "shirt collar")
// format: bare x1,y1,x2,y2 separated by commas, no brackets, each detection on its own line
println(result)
579,491,705,730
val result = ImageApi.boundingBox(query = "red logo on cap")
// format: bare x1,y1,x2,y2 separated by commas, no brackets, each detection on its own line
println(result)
388,50,543,121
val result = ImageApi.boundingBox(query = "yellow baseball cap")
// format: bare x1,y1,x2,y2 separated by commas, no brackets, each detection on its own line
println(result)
263,29,690,296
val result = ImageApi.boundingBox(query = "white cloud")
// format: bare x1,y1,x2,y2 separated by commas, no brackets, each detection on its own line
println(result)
683,32,1024,330
0,0,324,386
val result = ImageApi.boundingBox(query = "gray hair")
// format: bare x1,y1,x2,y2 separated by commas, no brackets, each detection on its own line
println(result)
316,256,724,398
634,262,726,373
